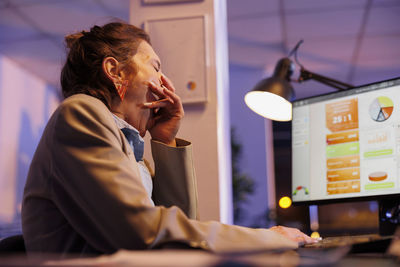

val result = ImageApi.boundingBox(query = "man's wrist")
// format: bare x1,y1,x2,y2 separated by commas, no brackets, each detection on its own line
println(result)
151,138,191,148
165,139,176,147
152,138,176,147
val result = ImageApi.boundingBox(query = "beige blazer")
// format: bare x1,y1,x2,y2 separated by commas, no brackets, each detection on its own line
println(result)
21,94,297,255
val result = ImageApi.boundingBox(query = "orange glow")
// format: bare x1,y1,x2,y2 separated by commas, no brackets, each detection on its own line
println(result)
279,196,292,209
311,231,321,239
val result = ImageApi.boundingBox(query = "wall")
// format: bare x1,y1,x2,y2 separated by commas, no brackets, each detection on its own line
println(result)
0,55,59,237
130,0,232,223
229,64,274,227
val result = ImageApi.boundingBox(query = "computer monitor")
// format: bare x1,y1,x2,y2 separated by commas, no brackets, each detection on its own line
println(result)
291,77,400,235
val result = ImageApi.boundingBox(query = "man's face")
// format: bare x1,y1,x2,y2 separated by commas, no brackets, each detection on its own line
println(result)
121,41,162,136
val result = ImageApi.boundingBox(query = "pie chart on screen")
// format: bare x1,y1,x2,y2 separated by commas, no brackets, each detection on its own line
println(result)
369,96,394,122
368,171,387,182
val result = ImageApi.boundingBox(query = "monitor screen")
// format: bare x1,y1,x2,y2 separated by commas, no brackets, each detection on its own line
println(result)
292,77,400,204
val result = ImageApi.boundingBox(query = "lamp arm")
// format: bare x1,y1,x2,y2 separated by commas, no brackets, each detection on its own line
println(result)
299,68,354,91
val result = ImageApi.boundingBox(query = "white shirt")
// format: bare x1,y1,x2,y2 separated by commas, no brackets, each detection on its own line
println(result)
111,114,154,206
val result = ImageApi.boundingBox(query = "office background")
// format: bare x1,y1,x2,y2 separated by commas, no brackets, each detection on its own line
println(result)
0,0,399,237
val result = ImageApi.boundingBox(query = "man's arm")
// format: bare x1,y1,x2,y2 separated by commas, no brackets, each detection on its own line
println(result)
50,95,300,253
151,138,198,219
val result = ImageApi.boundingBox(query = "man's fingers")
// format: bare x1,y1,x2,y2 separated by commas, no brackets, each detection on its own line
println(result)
270,225,318,245
143,98,170,108
148,82,174,104
162,86,181,103
161,74,176,93
148,81,164,96
296,233,319,244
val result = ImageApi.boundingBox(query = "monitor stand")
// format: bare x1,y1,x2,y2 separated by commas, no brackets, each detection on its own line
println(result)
379,198,400,236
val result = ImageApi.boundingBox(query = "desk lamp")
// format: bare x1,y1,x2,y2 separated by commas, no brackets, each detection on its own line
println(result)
244,40,354,121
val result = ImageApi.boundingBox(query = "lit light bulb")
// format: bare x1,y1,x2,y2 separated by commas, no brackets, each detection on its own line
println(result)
278,196,292,209
311,231,321,239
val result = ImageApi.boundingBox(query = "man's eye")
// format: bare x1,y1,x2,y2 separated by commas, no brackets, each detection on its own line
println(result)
154,66,160,72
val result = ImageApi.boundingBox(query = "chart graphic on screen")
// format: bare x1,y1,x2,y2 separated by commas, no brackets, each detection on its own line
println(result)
292,78,400,236
369,96,394,122
291,77,400,203
325,98,360,195
368,171,387,182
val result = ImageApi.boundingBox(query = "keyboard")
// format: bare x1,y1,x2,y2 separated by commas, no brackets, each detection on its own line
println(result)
302,234,393,253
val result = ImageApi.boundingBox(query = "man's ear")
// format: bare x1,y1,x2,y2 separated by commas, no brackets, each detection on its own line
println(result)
102,56,121,83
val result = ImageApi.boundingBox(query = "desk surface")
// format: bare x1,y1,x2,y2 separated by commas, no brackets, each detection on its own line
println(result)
339,255,398,267
0,249,399,267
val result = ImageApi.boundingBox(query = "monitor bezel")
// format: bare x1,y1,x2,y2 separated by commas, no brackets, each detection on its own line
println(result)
291,76,400,206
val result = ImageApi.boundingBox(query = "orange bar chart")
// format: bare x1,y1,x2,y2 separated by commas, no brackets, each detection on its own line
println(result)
327,155,360,170
326,130,359,145
327,168,360,182
327,180,360,195
325,98,360,195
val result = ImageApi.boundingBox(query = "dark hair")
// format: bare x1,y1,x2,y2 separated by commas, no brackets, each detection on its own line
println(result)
60,22,151,108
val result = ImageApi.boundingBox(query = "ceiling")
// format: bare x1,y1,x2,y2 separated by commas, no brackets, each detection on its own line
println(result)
0,0,130,90
228,0,400,99
0,0,399,99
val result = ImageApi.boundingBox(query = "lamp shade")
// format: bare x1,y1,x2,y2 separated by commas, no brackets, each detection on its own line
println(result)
245,58,295,121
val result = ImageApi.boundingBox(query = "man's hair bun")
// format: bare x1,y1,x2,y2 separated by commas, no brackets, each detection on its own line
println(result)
64,32,85,49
